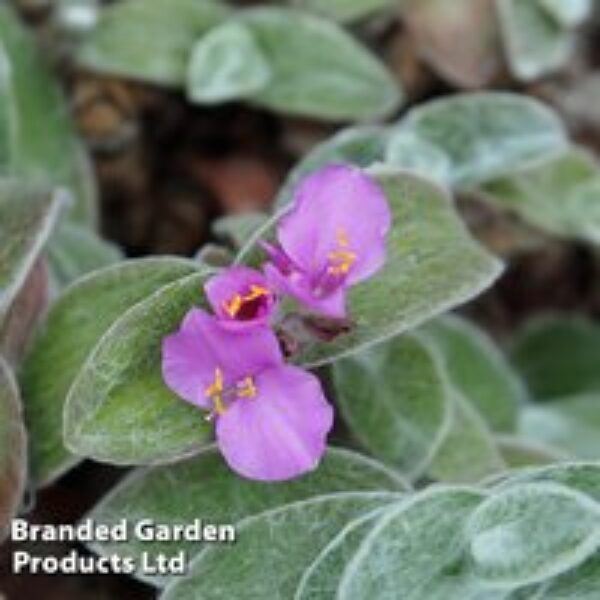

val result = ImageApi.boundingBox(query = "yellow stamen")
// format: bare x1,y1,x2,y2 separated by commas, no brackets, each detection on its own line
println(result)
327,227,357,275
222,285,270,318
246,285,270,302
204,367,226,415
222,294,243,318
237,376,258,398
328,249,357,275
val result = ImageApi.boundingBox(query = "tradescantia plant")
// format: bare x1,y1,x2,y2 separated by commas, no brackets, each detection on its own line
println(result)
0,3,120,290
3,2,600,599
11,94,600,592
74,0,403,121
83,461,600,598
0,1,121,518
160,165,395,481
21,164,501,480
66,0,594,96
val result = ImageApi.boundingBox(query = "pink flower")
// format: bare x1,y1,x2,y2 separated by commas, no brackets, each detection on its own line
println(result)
161,309,333,481
264,164,391,319
205,266,277,330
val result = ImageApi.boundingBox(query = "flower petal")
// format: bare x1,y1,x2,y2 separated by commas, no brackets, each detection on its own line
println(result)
278,164,391,285
205,266,276,330
264,262,347,319
216,365,334,481
161,308,283,408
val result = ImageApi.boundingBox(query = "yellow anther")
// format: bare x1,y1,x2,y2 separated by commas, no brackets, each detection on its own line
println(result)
222,285,270,318
204,367,224,397
204,367,226,415
328,227,356,276
237,376,258,399
327,249,357,275
222,294,243,318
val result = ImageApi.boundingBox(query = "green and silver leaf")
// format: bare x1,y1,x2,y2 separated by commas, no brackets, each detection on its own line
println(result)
77,0,228,86
481,149,600,245
161,492,401,600
21,258,199,485
234,8,402,121
47,221,122,290
497,0,575,81
0,4,97,224
63,270,213,465
338,487,487,600
396,93,568,189
466,482,600,587
422,315,524,432
87,446,407,586
333,331,450,479
187,21,272,103
0,180,64,323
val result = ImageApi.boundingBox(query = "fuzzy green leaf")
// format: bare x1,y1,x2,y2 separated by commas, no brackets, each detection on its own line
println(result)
0,4,97,225
334,317,512,482
187,22,271,103
239,169,503,367
0,42,14,166
397,93,568,188
492,463,600,502
466,482,600,587
77,0,228,86
332,331,450,478
63,270,213,465
87,446,407,586
497,0,574,81
338,487,487,600
194,244,234,269
481,149,600,244
21,258,199,485
235,8,402,120
0,181,64,323
0,259,49,368
0,357,26,542
538,0,592,28
275,127,387,209
532,552,600,599
295,509,386,600
161,492,401,600
518,394,600,460
47,222,122,290
423,315,524,432
212,212,270,251
427,389,505,483
385,130,452,186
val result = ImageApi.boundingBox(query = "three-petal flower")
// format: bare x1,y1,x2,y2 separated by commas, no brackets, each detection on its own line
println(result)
162,309,333,481
205,266,277,330
263,164,391,319
161,163,391,482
